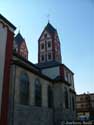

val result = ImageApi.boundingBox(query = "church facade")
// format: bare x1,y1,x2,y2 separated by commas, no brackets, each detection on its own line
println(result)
0,14,76,125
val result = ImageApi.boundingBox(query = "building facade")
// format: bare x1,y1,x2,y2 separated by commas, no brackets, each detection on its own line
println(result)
0,14,16,125
76,93,94,121
0,14,76,125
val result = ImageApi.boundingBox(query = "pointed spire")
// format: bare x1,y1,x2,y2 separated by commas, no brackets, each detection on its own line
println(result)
15,32,24,46
45,22,56,36
38,22,62,64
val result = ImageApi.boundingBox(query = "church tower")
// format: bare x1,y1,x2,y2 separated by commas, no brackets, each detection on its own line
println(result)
14,33,28,59
38,23,62,64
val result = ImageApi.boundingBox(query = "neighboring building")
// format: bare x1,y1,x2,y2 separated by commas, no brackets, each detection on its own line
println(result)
0,14,76,125
76,93,94,121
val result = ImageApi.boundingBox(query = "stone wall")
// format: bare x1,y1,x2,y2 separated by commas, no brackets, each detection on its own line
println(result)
13,104,53,125
8,60,76,125
53,82,76,124
14,65,52,107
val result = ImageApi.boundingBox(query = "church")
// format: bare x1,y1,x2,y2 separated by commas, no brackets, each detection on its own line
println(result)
0,14,76,125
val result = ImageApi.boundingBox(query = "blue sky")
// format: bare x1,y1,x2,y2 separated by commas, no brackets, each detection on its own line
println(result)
0,0,94,94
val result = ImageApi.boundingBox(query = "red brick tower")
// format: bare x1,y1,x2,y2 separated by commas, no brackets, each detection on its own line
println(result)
38,23,62,64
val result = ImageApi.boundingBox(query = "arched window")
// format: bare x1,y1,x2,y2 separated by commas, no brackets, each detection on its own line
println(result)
48,85,53,108
72,96,75,111
19,73,29,105
35,79,41,106
64,87,68,109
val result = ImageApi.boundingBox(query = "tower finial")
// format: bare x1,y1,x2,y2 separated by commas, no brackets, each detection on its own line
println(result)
47,14,50,23
18,25,21,33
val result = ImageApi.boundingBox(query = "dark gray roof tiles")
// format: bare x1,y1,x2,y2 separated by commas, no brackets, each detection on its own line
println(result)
15,33,24,46
45,22,56,35
38,22,57,41
36,61,74,74
36,61,61,69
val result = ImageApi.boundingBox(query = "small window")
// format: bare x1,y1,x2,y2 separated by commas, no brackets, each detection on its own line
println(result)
64,87,69,109
48,85,53,108
41,43,44,49
41,55,44,61
66,72,68,81
19,73,29,105
48,41,51,48
80,97,83,101
44,33,47,38
35,79,41,106
72,96,75,111
85,96,89,100
70,75,72,84
48,53,51,60
81,104,83,107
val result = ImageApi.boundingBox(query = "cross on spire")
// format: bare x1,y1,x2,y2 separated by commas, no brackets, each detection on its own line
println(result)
18,25,21,33
47,14,50,23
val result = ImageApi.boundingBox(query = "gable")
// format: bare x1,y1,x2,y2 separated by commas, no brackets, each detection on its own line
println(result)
38,23,56,42
39,30,51,42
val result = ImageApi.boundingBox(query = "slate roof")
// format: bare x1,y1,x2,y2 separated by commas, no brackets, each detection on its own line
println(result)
36,61,61,69
45,22,56,35
15,33,24,46
38,22,57,41
36,61,74,74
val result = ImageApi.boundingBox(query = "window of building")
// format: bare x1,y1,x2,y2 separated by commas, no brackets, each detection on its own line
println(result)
48,85,53,108
85,96,89,100
70,96,72,110
41,54,45,61
19,73,29,105
41,43,44,50
65,71,69,82
81,104,83,107
72,96,75,111
47,53,52,61
66,72,69,81
35,79,42,106
64,87,69,109
47,41,51,48
80,97,83,101
44,33,47,38
86,104,89,108
70,75,72,83
48,53,51,60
